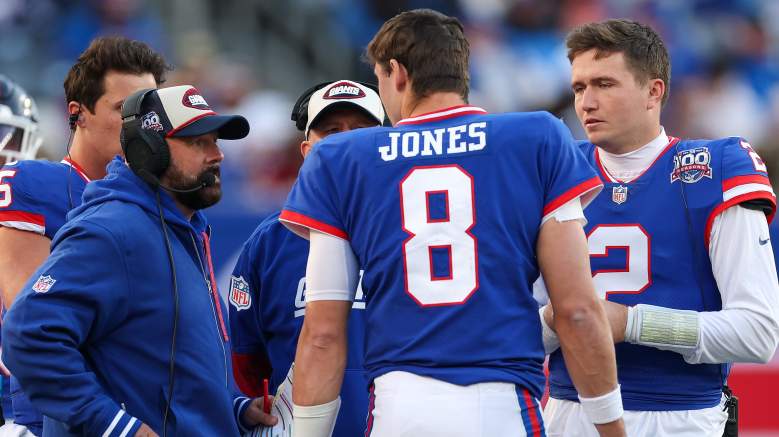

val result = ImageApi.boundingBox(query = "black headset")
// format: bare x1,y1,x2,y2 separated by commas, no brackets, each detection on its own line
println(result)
121,88,170,188
290,80,382,131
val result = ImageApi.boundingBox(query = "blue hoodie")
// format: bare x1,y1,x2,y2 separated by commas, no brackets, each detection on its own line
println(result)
2,158,252,436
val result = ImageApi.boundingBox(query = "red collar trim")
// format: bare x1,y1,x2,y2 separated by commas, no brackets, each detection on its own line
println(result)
594,136,680,184
396,105,488,126
61,157,91,182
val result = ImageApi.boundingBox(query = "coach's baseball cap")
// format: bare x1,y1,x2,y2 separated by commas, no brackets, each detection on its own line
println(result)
303,80,384,136
138,85,249,139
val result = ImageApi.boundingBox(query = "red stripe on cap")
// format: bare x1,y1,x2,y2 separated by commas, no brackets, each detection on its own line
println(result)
165,111,217,138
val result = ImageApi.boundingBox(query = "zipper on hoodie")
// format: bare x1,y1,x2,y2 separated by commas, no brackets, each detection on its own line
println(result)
190,232,229,387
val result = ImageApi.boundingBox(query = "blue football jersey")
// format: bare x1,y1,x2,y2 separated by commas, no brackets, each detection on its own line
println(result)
281,106,602,400
0,158,90,239
549,136,776,411
229,212,368,437
0,157,90,434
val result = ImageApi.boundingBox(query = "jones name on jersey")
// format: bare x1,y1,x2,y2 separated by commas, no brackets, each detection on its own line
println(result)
379,121,487,161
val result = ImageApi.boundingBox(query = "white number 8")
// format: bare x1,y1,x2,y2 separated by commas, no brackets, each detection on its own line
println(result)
400,165,478,306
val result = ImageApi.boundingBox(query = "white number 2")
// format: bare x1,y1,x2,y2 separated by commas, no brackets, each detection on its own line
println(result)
0,170,16,208
400,165,478,306
740,140,767,173
588,224,651,299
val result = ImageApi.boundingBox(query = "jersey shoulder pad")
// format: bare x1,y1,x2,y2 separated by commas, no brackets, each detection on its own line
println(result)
0,160,69,235
715,136,770,180
719,137,775,218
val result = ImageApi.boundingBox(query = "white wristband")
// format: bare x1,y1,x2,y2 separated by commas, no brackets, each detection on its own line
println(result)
292,397,341,437
578,385,623,425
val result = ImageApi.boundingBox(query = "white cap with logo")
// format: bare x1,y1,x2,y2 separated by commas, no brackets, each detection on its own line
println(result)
139,85,249,139
305,80,385,136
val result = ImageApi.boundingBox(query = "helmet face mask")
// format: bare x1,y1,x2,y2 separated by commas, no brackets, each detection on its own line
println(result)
0,110,42,164
0,76,42,165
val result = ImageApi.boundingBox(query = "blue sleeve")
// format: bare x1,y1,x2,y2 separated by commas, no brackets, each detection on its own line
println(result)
1,221,141,437
280,143,348,239
229,233,272,398
233,394,253,434
0,163,50,237
719,137,775,220
539,114,602,218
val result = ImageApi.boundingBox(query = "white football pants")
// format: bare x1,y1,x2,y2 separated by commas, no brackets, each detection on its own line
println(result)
543,397,727,437
365,371,546,437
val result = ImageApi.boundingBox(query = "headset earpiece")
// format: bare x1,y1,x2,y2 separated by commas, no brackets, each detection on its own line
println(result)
121,88,170,187
68,112,79,130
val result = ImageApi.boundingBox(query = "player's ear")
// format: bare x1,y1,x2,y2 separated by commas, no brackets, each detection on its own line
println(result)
67,101,84,128
647,78,665,110
300,140,312,158
390,59,408,93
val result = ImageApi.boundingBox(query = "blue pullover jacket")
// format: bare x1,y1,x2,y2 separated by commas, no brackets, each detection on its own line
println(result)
2,158,252,436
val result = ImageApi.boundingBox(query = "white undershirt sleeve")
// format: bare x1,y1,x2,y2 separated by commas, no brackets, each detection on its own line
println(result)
304,230,360,302
541,197,586,226
685,206,779,364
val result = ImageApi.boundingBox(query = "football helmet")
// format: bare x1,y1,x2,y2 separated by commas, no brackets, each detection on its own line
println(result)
0,75,42,164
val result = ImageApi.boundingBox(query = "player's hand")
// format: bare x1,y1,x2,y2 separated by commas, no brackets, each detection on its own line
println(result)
134,423,159,437
243,396,279,428
546,301,628,343
594,418,626,437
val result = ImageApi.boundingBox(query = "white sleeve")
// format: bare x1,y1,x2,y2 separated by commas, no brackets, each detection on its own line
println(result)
304,230,360,302
541,197,586,227
684,205,779,364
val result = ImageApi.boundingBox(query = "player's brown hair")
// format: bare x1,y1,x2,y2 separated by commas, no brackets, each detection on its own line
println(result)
365,9,470,100
566,19,671,105
64,36,170,112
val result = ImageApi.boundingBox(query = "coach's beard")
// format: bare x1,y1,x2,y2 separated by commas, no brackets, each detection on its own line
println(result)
167,164,222,210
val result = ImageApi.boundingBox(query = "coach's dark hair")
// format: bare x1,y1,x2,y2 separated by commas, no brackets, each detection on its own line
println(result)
365,9,470,100
566,19,671,105
64,36,170,112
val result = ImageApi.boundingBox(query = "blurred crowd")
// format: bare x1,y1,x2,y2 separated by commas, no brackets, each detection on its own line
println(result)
2,0,779,214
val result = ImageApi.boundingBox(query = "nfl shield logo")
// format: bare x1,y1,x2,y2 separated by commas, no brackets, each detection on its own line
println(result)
32,275,56,293
612,185,628,204
229,276,251,311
